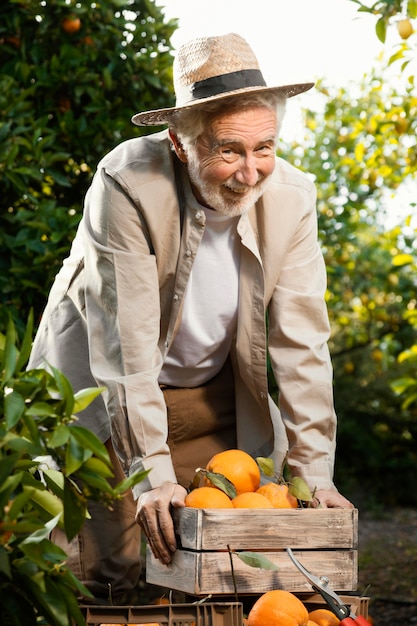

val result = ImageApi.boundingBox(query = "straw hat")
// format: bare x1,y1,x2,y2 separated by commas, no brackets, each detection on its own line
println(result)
131,32,314,126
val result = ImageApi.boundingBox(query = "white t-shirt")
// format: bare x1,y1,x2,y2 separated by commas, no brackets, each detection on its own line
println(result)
159,206,240,387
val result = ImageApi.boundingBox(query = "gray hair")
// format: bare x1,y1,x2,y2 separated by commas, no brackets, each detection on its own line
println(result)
169,92,286,149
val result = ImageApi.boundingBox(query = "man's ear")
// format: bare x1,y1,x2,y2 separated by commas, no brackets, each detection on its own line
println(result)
169,129,188,163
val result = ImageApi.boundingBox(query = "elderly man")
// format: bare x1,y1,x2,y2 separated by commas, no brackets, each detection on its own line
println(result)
29,32,353,604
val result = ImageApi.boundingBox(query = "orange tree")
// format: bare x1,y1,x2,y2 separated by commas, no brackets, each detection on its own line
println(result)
0,0,177,332
279,63,417,505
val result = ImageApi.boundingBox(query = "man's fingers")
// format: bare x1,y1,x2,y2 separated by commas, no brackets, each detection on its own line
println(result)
136,483,187,564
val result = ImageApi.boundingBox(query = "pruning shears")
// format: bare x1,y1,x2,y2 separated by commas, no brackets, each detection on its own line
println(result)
286,548,372,625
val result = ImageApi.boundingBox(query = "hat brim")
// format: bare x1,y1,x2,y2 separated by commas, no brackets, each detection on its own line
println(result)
131,82,315,126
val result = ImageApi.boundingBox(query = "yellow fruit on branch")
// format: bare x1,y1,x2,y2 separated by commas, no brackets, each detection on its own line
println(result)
397,18,413,39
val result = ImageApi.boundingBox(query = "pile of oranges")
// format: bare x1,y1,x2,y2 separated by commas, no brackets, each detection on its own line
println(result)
184,449,299,509
246,590,341,625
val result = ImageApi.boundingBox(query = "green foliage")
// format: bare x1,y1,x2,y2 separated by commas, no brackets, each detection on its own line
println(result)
0,313,148,625
279,64,417,505
0,0,177,332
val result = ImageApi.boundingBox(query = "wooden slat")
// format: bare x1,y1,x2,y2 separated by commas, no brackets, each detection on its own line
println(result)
173,507,358,550
146,546,358,595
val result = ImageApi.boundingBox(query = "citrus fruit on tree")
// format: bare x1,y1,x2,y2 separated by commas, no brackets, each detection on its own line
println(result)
232,492,274,508
256,482,298,509
248,589,310,626
308,608,340,625
205,449,261,495
62,15,81,33
184,486,233,508
397,18,413,39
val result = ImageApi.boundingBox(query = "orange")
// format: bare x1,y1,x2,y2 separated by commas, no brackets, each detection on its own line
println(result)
232,492,275,509
248,589,309,626
62,16,81,33
256,482,298,509
184,486,233,508
205,449,261,495
308,608,340,625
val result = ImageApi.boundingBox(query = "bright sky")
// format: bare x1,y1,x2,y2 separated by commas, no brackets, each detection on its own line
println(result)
155,0,386,88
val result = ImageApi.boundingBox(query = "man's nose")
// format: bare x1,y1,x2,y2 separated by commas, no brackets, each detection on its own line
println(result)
235,155,259,186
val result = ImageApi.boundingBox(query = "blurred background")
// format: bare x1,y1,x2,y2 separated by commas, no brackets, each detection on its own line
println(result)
0,0,416,510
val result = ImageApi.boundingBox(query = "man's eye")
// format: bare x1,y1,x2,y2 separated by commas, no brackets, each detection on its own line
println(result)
220,148,239,162
257,145,273,154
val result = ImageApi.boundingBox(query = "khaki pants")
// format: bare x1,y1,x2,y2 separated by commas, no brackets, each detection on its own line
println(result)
53,358,237,603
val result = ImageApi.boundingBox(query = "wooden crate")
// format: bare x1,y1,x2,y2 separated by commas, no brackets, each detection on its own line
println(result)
146,508,358,596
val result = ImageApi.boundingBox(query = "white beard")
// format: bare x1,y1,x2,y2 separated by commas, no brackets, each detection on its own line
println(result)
187,155,271,217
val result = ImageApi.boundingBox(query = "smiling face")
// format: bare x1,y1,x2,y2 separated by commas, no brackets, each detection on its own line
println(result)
171,105,278,216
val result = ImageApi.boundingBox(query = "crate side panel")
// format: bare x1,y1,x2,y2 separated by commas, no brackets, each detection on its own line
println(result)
81,602,243,625
175,508,358,550
147,547,357,596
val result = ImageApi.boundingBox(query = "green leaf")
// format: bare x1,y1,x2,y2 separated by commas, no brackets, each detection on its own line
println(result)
23,486,63,522
4,391,25,430
83,456,115,478
289,476,313,502
113,469,150,495
69,425,110,465
50,365,74,416
375,16,387,43
256,456,275,477
65,433,92,476
41,468,65,499
77,468,114,493
63,479,87,542
8,489,33,520
48,424,70,447
236,551,279,571
73,386,105,413
204,470,237,499
15,309,34,373
21,514,61,545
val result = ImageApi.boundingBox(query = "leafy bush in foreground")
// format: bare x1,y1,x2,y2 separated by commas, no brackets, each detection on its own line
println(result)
0,313,147,626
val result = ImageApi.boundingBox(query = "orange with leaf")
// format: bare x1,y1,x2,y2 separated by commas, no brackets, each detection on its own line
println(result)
205,449,261,495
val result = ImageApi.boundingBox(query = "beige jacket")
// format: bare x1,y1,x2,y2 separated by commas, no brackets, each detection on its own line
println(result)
29,130,337,498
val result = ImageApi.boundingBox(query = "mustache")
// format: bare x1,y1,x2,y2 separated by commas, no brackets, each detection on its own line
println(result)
224,177,264,193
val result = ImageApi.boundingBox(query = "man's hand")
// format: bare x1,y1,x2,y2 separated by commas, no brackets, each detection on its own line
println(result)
314,488,354,509
136,482,187,564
